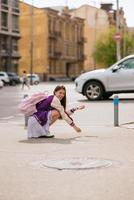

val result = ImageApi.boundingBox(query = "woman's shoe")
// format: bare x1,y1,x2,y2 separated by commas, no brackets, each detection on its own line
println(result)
38,135,54,138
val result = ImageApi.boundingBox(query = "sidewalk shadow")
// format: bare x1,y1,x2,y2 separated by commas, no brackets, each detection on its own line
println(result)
19,137,78,144
19,135,98,144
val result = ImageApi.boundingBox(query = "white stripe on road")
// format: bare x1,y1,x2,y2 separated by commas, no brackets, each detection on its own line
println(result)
0,116,14,120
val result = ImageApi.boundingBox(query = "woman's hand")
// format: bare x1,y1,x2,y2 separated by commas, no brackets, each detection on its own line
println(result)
78,105,85,110
73,125,81,133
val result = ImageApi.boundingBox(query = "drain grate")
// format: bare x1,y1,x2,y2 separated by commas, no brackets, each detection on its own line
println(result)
42,157,113,170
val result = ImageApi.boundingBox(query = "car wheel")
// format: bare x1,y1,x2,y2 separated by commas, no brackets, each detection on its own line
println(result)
11,80,16,86
2,80,6,86
84,81,104,100
34,81,39,85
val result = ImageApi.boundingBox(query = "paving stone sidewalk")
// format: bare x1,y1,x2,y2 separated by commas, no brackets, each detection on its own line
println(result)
0,119,134,200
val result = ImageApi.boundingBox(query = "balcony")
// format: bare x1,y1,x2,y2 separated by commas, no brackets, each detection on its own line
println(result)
12,51,21,58
12,0,19,13
78,54,87,61
49,31,62,40
54,52,62,58
0,50,8,57
54,31,62,37
12,7,20,14
48,51,62,59
49,32,56,40
1,0,8,10
12,28,20,34
77,37,87,44
0,50,21,58
1,26,8,31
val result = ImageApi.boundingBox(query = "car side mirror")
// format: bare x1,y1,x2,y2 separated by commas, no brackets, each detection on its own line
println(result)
112,68,118,72
112,66,120,73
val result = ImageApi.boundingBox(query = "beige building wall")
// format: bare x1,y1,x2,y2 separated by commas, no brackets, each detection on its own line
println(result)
18,3,48,79
70,5,109,71
19,3,85,79
47,8,85,79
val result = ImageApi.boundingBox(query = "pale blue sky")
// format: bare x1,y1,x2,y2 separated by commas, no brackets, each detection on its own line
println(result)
23,0,134,27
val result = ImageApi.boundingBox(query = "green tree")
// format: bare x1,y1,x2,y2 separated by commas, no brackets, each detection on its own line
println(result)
93,28,116,67
93,28,134,68
121,32,134,57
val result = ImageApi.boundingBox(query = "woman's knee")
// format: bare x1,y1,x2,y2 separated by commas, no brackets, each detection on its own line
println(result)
51,110,60,118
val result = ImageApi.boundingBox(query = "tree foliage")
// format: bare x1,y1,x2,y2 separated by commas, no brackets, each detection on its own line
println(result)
121,32,134,57
93,27,134,68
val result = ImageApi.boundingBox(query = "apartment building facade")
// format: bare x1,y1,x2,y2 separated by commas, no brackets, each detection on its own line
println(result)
0,0,20,72
47,7,85,79
70,5,110,71
19,3,85,80
18,3,48,80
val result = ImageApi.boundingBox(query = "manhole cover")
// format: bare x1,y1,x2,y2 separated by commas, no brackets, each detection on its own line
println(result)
42,157,113,170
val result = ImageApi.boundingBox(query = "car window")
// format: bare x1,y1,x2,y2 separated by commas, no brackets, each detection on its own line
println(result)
8,73,16,76
119,58,134,69
27,75,35,78
0,74,4,76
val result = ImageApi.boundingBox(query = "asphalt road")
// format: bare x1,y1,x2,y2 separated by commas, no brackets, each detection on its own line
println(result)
0,85,22,118
1,82,134,126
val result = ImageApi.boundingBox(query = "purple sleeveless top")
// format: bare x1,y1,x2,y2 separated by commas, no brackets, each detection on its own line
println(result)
33,95,54,126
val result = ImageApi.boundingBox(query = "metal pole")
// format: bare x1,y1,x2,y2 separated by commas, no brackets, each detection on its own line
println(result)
114,95,119,126
0,38,2,70
30,0,34,85
116,0,121,61
94,8,97,70
7,36,12,72
122,25,126,57
91,1,97,70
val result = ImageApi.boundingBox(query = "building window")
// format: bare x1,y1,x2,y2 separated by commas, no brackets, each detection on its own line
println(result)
48,17,52,33
65,44,69,56
12,0,19,13
1,12,8,30
12,15,19,32
12,39,18,51
1,0,8,5
12,0,19,8
1,37,7,50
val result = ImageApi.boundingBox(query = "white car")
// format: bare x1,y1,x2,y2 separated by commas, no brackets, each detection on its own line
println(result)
0,79,4,88
27,74,40,85
75,55,134,100
0,71,10,85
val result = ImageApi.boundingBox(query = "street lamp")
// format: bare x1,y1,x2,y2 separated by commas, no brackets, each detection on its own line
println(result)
30,0,34,85
90,0,97,69
116,0,121,61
